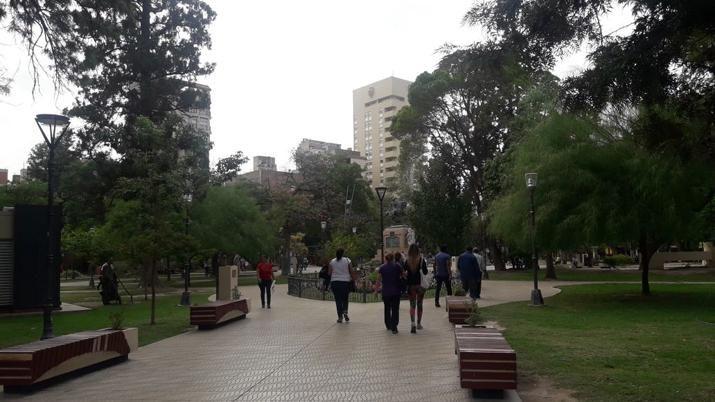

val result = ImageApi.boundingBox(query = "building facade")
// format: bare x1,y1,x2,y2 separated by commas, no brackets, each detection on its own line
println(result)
352,77,411,187
297,139,342,155
0,170,7,186
253,156,277,171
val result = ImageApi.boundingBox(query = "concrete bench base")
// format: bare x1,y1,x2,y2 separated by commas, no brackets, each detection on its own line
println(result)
190,298,251,329
0,328,137,392
454,326,517,391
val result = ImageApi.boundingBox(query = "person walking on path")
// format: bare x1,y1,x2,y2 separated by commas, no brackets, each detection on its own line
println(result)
405,244,428,334
458,247,481,299
328,248,354,323
256,256,274,308
473,246,488,281
433,245,452,308
378,253,403,334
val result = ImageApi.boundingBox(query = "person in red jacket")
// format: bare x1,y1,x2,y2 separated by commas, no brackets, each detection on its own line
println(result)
256,256,275,308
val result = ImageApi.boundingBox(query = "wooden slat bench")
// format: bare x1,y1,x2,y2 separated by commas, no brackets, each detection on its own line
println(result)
454,326,517,397
0,328,137,392
190,298,251,329
446,296,473,324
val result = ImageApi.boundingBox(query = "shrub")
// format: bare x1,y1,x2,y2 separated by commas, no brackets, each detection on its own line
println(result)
603,254,634,267
109,311,124,330
454,287,466,296
464,300,482,326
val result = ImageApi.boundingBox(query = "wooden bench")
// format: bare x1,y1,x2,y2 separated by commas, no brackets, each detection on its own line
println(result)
190,298,251,329
446,296,473,324
0,328,137,392
454,326,517,397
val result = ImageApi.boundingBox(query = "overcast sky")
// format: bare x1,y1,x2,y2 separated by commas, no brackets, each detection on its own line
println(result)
0,1,632,177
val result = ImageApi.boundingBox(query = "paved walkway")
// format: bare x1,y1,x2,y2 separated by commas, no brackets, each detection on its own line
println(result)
1,281,566,401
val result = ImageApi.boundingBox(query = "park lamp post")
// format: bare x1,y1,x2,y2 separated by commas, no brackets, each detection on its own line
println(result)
374,186,387,263
180,192,192,306
35,113,71,340
525,173,544,306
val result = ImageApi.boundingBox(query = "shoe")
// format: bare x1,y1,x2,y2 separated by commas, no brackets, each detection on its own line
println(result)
417,323,423,330
435,303,441,308
392,329,399,334
337,317,343,323
344,314,350,322
267,305,271,309
261,305,265,308
410,326,416,334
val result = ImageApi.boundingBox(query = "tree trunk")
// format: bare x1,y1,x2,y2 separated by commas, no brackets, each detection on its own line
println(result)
545,252,557,279
150,258,156,325
490,238,506,271
638,233,652,296
166,256,171,282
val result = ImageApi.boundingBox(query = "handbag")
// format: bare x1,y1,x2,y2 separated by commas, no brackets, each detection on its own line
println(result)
420,271,433,289
419,258,432,289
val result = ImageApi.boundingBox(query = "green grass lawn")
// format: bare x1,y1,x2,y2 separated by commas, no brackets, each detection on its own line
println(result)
0,291,213,349
480,284,715,402
488,267,715,282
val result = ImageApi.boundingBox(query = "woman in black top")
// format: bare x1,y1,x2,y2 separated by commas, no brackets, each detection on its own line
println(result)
405,244,428,333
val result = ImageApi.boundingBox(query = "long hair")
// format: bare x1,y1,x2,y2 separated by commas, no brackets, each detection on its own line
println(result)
336,248,345,261
407,243,421,271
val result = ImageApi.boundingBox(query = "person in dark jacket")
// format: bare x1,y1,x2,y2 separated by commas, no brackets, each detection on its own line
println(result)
405,244,428,333
457,247,481,299
378,253,403,334
433,245,452,307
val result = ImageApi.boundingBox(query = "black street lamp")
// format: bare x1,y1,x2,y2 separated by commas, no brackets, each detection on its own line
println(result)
525,173,544,306
180,192,192,306
35,113,70,340
374,186,387,262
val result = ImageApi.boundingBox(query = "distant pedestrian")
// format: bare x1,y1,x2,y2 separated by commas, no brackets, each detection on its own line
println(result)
378,253,402,334
433,245,452,308
473,246,487,281
329,248,354,323
318,258,331,291
405,244,428,333
457,247,481,299
256,256,274,308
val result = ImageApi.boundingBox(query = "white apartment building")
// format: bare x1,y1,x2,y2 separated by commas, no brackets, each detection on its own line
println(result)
352,77,411,187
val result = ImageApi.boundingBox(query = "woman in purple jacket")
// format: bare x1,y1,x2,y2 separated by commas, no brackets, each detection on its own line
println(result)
378,253,403,334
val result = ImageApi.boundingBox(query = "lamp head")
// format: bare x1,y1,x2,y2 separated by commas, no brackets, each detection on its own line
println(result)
35,114,70,129
374,186,387,201
525,172,538,189
320,221,327,230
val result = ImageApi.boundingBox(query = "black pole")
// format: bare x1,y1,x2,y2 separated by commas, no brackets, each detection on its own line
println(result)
529,187,544,306
379,199,384,263
180,210,191,306
41,144,56,339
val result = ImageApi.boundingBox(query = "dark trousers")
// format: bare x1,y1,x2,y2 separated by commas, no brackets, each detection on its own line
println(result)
434,276,452,304
382,294,400,330
331,281,350,318
258,279,272,307
465,277,482,299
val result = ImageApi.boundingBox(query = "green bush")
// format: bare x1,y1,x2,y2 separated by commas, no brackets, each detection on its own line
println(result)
603,254,634,267
454,286,466,296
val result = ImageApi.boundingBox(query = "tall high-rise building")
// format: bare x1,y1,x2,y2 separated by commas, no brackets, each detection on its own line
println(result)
352,77,411,187
0,170,7,186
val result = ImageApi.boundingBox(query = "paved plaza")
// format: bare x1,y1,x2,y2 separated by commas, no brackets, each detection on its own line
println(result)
1,281,564,401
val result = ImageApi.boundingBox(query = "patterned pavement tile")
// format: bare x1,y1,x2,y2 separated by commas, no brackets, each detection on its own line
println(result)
0,282,548,401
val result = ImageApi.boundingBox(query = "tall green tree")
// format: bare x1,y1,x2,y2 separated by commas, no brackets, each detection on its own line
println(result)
407,145,473,254
102,118,190,324
489,114,713,295
391,44,555,269
191,186,276,263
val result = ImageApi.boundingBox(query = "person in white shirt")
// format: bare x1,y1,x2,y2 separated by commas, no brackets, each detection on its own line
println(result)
328,248,354,323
